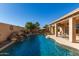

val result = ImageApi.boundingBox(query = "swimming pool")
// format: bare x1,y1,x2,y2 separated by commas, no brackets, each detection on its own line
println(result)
0,35,76,56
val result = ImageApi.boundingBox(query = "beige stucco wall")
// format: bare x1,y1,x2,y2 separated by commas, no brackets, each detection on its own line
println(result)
0,23,24,43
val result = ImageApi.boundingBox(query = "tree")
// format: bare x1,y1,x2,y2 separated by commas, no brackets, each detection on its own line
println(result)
25,22,40,33
34,22,40,29
42,24,49,34
25,22,34,31
43,24,48,29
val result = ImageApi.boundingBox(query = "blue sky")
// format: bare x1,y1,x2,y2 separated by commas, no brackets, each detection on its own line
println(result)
0,3,79,27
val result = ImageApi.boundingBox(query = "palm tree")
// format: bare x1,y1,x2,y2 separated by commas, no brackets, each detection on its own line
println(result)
25,22,34,31
25,22,40,33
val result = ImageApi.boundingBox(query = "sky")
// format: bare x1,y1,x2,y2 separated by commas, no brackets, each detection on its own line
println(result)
0,3,79,27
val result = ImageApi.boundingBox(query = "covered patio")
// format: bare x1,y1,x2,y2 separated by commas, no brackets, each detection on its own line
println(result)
49,8,79,43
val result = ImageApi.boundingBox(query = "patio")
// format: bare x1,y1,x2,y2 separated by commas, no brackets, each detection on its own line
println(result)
49,8,79,43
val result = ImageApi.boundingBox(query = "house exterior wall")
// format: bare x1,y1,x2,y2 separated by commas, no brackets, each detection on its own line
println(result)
0,23,24,43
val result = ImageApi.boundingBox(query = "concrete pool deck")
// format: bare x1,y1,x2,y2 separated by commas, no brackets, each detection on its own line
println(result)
46,35,79,53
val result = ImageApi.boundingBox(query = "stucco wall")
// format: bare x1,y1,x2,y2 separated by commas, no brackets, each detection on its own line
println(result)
0,23,24,43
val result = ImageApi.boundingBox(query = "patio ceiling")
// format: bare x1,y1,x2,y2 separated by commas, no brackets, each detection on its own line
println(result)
73,16,79,24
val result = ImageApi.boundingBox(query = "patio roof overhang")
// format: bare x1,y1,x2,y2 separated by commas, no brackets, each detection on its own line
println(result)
50,8,79,25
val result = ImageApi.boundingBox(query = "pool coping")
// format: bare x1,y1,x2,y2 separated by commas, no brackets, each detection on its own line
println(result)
0,41,15,52
46,35,79,55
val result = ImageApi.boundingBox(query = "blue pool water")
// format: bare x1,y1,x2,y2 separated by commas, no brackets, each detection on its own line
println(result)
0,35,74,56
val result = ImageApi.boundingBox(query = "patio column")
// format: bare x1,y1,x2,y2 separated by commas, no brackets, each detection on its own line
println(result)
49,25,52,34
51,26,54,35
69,17,76,43
63,24,66,37
51,26,53,34
50,26,52,34
48,26,50,31
55,23,58,37
53,26,55,35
